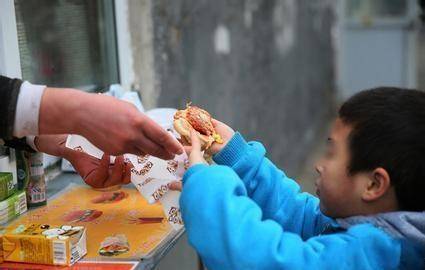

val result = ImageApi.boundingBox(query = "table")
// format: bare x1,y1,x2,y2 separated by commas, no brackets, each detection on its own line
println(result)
4,172,184,270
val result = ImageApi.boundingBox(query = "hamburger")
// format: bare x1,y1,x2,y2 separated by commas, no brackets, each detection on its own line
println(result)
173,104,223,150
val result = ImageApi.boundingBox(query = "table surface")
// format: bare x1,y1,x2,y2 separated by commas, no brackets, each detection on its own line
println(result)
6,172,184,270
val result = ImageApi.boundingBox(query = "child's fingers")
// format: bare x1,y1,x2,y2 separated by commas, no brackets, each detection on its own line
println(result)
211,118,219,127
168,181,182,191
190,129,201,151
211,118,225,130
183,145,192,155
189,129,205,165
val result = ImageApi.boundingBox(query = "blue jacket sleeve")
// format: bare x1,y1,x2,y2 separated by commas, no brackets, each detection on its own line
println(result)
213,133,333,238
180,164,401,270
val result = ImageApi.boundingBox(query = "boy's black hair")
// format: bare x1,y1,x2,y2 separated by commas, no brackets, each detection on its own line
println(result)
339,87,425,211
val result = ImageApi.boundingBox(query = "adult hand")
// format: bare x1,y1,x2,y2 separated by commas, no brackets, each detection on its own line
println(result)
38,88,183,159
64,153,132,189
35,135,132,188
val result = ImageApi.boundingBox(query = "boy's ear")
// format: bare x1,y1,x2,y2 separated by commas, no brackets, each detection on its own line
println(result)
361,167,391,202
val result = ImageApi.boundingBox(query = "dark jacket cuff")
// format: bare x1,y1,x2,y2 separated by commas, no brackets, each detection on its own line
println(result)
0,76,23,139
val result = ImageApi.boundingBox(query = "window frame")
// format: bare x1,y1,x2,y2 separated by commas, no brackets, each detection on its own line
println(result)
1,0,134,90
0,0,135,171
344,0,418,29
0,0,22,78
13,0,120,92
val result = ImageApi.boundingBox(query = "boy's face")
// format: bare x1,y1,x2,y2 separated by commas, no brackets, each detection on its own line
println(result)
315,118,368,218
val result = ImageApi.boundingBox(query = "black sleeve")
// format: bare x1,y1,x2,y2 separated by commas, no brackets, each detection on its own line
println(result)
2,138,35,152
0,75,23,140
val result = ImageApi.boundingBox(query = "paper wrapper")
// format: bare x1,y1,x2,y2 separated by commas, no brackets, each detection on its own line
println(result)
65,135,116,163
65,135,187,230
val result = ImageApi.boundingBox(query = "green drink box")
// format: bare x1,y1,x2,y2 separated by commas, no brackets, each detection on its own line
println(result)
0,173,16,201
0,190,27,225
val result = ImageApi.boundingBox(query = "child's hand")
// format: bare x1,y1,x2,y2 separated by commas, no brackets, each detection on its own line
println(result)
188,128,208,166
169,129,208,192
168,181,182,191
207,119,235,155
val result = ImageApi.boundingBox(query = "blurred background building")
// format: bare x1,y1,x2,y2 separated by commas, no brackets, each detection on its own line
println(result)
0,0,423,269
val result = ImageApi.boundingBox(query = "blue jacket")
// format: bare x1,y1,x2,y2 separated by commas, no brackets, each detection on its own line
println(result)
180,133,425,270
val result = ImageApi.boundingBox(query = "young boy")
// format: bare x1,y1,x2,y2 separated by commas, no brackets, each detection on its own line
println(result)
178,87,425,269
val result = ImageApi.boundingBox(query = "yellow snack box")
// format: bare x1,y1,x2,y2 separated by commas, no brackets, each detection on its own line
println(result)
1,223,87,266
0,227,3,264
